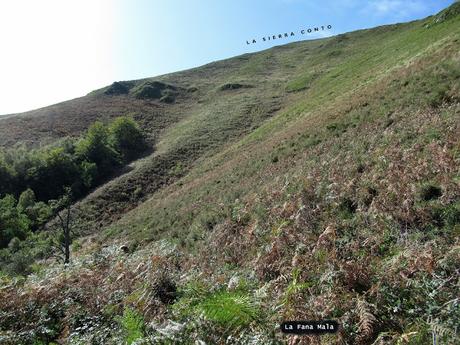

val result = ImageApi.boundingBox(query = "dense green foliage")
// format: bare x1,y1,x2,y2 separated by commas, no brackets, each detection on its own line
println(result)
119,308,145,345
75,121,121,179
0,116,148,274
0,195,30,248
196,291,260,329
0,3,459,344
108,117,148,163
2,189,51,243
172,281,261,331
0,116,147,204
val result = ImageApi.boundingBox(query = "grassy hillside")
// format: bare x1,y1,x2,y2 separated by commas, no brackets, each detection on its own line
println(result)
1,3,459,344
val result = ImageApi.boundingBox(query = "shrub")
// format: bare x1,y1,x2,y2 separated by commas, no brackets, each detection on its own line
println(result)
132,81,176,100
0,154,14,196
160,93,176,103
338,197,358,218
27,146,81,201
17,188,36,212
16,189,51,230
135,84,162,99
2,247,35,276
79,160,98,188
104,81,133,96
173,282,260,332
76,121,121,178
219,83,251,91
109,117,148,162
0,117,147,204
152,272,178,304
0,195,30,248
0,231,53,276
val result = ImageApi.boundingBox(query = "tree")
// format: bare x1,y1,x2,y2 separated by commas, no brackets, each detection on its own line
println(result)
37,147,80,200
109,116,148,162
79,160,98,188
76,121,120,178
0,195,30,248
17,188,51,231
17,188,36,212
0,152,14,197
49,188,75,265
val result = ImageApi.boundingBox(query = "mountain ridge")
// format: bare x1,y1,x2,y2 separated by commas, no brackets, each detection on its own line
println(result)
1,3,459,344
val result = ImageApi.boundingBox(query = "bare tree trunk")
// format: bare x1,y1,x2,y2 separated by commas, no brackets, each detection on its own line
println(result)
64,202,71,265
64,226,70,264
53,188,73,266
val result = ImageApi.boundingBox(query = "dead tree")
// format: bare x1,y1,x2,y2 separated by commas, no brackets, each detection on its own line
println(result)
49,187,74,265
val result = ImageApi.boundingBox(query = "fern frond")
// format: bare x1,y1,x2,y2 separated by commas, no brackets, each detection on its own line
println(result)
430,321,456,343
357,298,377,343
197,291,260,331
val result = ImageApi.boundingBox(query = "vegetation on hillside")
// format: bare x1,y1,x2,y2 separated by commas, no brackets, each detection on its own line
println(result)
0,116,148,275
0,3,459,344
0,116,147,203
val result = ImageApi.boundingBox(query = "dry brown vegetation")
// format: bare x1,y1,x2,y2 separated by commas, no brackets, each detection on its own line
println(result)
1,3,460,344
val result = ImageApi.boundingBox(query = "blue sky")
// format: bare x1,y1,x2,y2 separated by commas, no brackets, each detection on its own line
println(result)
0,0,456,115
113,0,456,80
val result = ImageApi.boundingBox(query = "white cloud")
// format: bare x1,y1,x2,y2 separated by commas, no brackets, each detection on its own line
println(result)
310,30,335,39
365,0,428,18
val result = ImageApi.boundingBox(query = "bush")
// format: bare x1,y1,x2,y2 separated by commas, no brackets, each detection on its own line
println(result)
433,1,460,24
133,81,177,100
17,188,36,212
79,160,98,189
76,121,121,178
0,230,54,276
17,189,52,230
0,195,30,248
104,81,133,96
0,154,14,196
152,272,178,304
0,117,149,266
1,247,35,276
441,202,460,228
219,83,251,91
109,117,148,162
134,84,162,99
0,117,148,204
35,147,80,200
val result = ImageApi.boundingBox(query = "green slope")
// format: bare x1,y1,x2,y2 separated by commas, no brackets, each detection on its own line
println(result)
1,3,460,345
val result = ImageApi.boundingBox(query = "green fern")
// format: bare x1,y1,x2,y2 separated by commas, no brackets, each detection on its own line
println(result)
196,290,260,329
283,268,311,305
430,320,458,344
119,307,145,345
